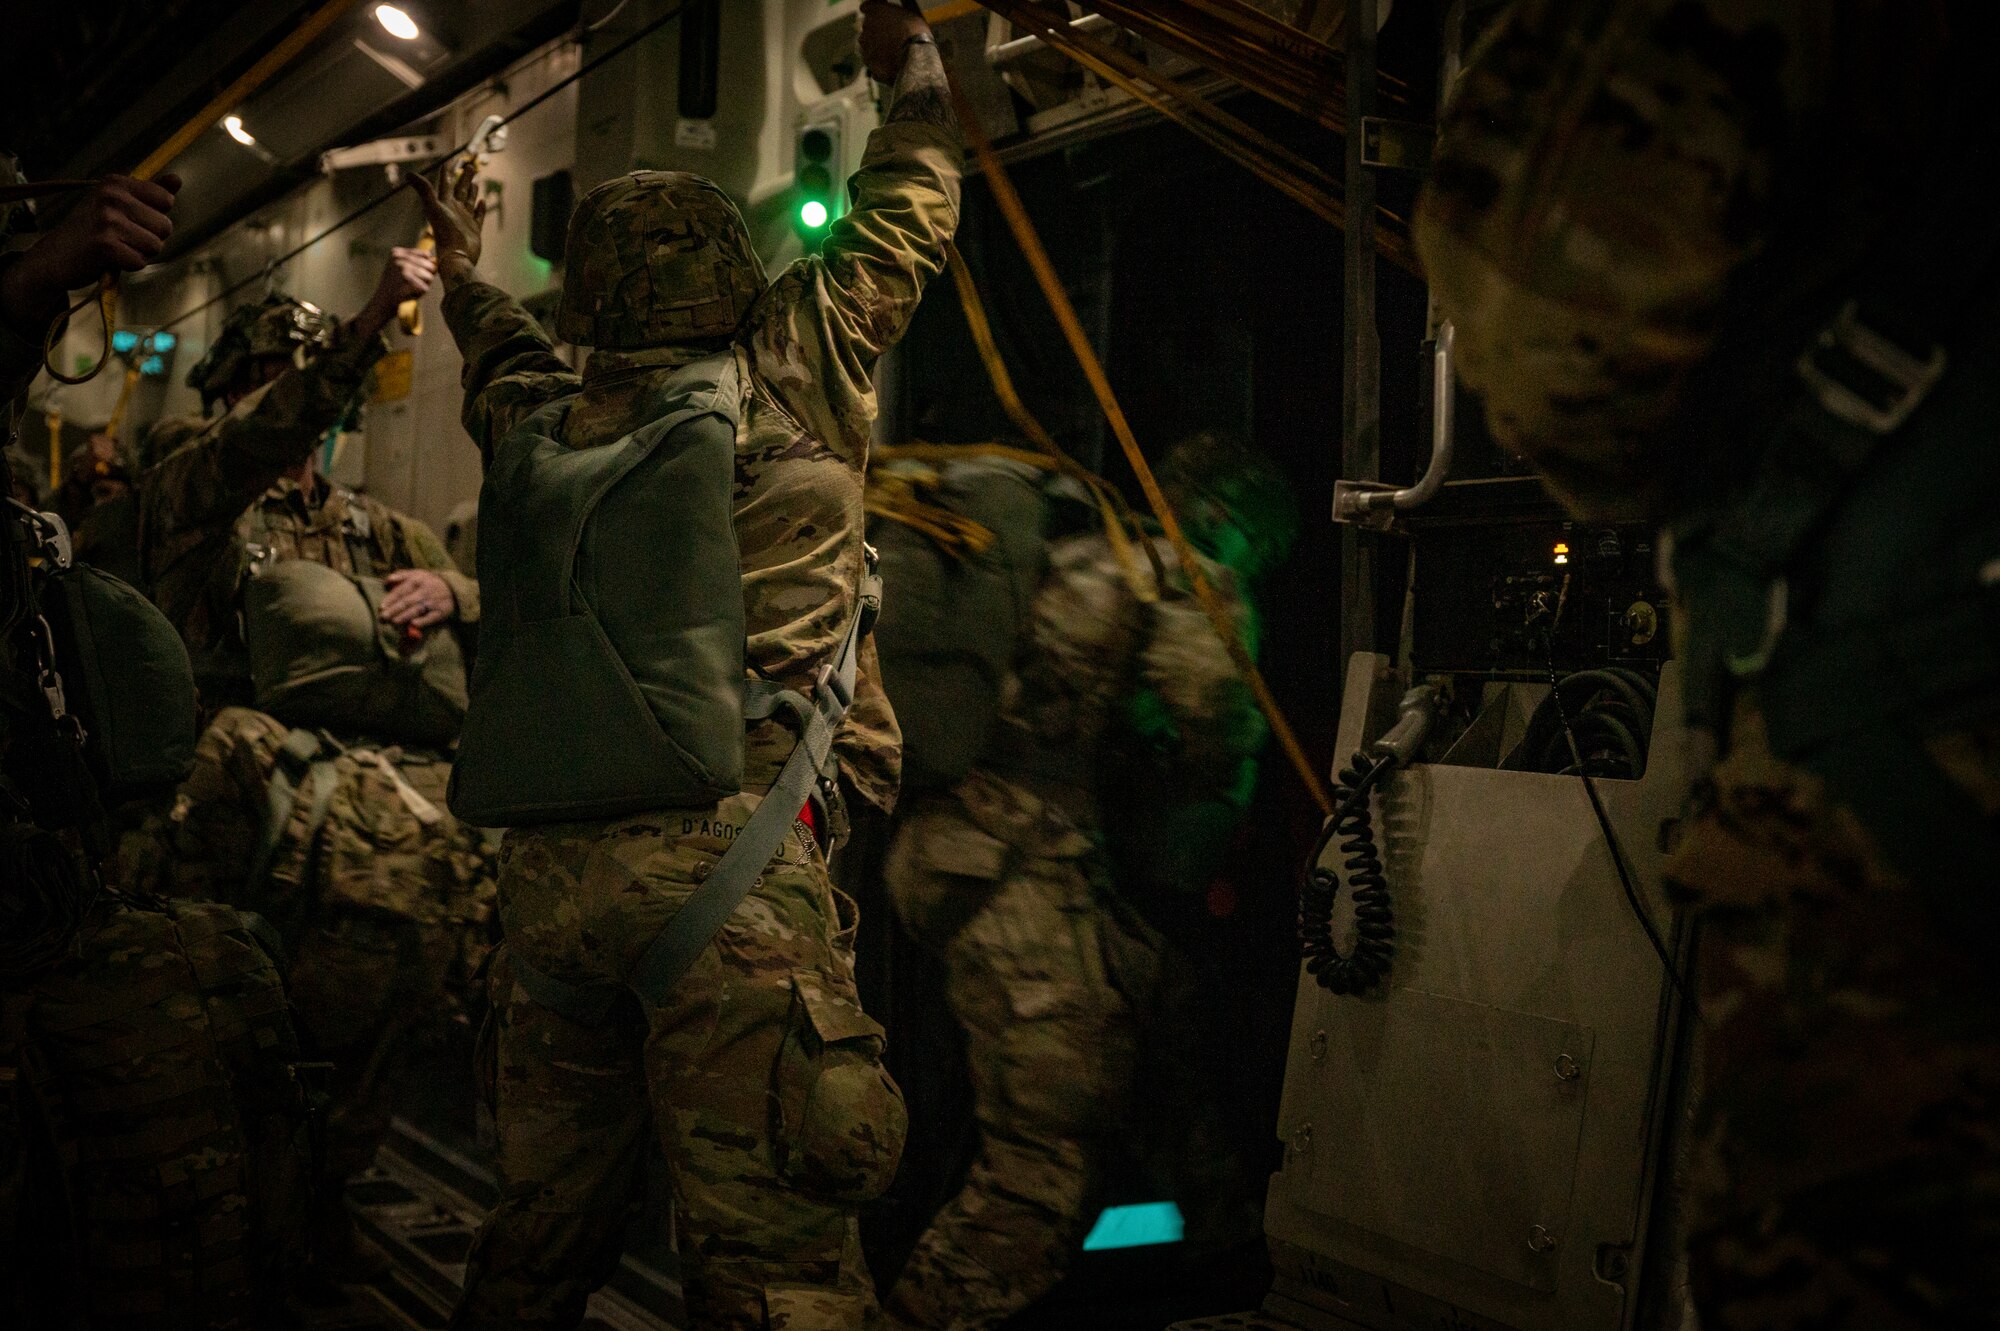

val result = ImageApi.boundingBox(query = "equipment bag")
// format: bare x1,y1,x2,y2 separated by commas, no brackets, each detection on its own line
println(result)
868,457,1051,793
240,720,492,934
3,896,314,1327
449,352,746,825
245,557,468,747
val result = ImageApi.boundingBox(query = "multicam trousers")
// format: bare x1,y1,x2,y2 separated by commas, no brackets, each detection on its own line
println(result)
1671,705,2000,1330
879,782,1144,1331
451,792,906,1331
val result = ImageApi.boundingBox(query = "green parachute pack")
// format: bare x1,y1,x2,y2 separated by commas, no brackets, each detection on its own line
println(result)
868,455,1055,794
244,556,468,747
449,351,746,825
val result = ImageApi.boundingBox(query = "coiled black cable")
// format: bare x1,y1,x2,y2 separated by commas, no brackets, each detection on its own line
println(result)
1300,748,1396,995
1510,667,1657,780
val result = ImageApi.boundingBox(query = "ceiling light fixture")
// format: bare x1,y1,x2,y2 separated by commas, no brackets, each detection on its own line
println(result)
374,4,420,41
223,115,256,146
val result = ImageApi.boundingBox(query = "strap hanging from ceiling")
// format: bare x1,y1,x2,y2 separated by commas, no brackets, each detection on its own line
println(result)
906,0,1339,816
968,0,1415,270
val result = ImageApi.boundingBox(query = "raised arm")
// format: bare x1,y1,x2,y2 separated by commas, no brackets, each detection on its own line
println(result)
744,1,962,457
142,251,433,540
0,173,182,402
415,162,580,464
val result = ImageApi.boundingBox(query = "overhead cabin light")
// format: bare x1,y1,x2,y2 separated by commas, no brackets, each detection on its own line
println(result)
374,4,420,41
223,115,256,146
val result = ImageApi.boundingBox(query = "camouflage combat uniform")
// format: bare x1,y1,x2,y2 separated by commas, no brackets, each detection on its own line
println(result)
137,323,492,1258
2,894,316,1330
437,45,959,1331
140,331,478,711
155,706,496,1216
4,294,315,1328
881,532,1262,1331
1417,3,2000,1325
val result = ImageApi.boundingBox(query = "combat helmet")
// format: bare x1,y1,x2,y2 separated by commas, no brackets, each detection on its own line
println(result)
186,294,336,413
555,171,767,348
1160,431,1300,582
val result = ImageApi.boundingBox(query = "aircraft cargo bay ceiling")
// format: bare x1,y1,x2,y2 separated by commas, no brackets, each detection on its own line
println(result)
3,0,582,260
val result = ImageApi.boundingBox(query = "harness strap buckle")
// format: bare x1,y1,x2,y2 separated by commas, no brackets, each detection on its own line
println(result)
1796,300,1946,435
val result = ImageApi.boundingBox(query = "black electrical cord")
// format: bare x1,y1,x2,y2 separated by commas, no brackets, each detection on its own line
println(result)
1516,667,1653,780
156,2,689,335
1300,748,1397,995
1543,580,1692,1008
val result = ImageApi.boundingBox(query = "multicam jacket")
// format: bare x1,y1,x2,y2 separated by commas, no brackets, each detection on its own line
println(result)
1419,4,2000,1322
442,103,961,814
975,531,1265,838
139,325,478,708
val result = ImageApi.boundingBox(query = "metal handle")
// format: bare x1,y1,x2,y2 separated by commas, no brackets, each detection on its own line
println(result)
1342,320,1454,517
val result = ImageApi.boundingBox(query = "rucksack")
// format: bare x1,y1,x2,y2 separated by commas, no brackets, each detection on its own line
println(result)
1,894,314,1329
171,708,495,950
868,457,1053,793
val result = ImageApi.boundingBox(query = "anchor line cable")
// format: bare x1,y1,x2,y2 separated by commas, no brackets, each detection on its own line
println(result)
153,2,688,337
41,0,373,383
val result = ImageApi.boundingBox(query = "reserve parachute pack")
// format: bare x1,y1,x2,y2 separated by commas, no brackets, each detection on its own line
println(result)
867,455,1054,793
245,557,468,746
449,351,747,825
5,502,199,802
240,496,469,746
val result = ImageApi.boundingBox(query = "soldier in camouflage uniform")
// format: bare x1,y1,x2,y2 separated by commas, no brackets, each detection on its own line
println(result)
880,434,1293,1331
1416,2,2000,1326
409,3,958,1326
135,251,505,1280
154,704,498,1268
140,254,470,710
3,170,321,1329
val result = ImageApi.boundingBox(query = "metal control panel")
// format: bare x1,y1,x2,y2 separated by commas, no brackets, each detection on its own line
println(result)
1251,653,1693,1331
1408,479,1669,678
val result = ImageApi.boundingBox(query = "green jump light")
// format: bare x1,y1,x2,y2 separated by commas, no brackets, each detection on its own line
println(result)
795,124,837,234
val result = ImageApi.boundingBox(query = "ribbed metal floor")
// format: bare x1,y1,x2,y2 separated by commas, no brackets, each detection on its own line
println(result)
291,1118,683,1331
